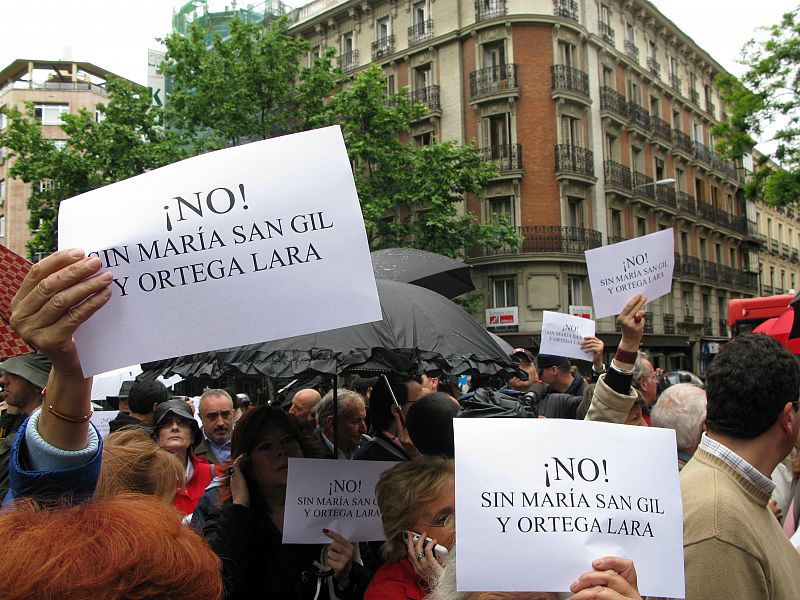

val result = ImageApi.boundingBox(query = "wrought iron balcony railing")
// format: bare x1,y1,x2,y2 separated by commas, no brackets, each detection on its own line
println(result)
555,144,594,177
371,35,395,60
624,40,639,62
600,86,628,119
604,160,632,190
650,115,671,143
669,73,681,91
647,56,661,78
672,129,693,154
690,89,700,104
475,0,506,21
706,100,716,116
599,21,615,44
553,0,578,21
481,143,523,172
408,19,434,45
469,226,602,258
675,254,701,277
627,101,650,131
410,85,440,111
469,64,519,97
693,140,711,164
656,185,677,209
338,50,359,72
551,65,590,97
632,171,654,197
676,191,696,215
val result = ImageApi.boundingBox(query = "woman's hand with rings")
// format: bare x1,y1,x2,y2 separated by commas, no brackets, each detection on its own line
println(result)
405,530,443,583
568,556,641,599
323,529,355,584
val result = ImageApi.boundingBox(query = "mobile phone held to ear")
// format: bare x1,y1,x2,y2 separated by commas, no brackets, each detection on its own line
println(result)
404,531,449,564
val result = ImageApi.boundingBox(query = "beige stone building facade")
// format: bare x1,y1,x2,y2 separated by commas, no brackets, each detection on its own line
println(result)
0,60,127,259
287,0,772,374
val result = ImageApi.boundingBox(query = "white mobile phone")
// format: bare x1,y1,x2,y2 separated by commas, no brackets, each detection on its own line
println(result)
410,531,449,564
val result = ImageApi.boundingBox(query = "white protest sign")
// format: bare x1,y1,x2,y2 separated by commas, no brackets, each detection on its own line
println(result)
539,311,595,362
58,126,382,376
283,458,393,543
585,229,674,318
454,419,684,598
90,410,119,439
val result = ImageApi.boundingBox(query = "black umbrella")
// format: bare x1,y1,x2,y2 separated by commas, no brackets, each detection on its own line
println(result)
370,248,475,299
141,279,517,381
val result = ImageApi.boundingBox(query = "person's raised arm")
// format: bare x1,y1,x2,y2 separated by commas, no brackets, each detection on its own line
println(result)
10,249,112,450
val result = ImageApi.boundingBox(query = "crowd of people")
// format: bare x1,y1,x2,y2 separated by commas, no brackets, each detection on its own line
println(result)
1,248,800,599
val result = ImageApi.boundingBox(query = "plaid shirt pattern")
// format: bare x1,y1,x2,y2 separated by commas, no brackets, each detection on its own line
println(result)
699,433,775,496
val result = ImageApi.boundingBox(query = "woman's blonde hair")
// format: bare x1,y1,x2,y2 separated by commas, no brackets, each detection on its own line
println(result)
375,456,454,562
94,428,185,503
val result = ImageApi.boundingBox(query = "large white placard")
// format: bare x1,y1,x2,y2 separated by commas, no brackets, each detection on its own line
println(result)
454,419,684,598
283,458,394,543
539,311,595,362
585,229,675,318
58,126,382,376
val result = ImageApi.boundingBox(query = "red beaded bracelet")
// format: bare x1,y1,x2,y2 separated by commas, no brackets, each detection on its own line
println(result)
614,348,639,364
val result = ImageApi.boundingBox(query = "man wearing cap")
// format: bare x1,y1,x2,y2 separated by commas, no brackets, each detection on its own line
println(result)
536,354,588,397
108,380,167,433
505,348,541,394
0,352,51,498
152,399,215,515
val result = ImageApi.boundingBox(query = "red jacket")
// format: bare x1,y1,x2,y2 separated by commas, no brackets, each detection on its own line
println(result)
364,558,427,600
173,454,214,515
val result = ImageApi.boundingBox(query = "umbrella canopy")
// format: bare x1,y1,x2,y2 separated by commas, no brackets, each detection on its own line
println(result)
755,309,800,354
370,248,474,299
142,279,518,381
0,245,34,360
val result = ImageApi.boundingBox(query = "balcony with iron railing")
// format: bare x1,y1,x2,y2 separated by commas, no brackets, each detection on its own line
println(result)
738,271,758,291
669,73,681,91
782,243,791,259
481,143,523,172
656,184,677,210
599,21,614,44
555,145,594,178
663,313,676,334
410,85,440,112
632,171,654,198
792,249,799,263
647,56,661,78
698,201,715,221
604,160,632,191
469,63,519,99
408,19,434,45
624,39,639,63
718,264,735,285
475,0,506,21
600,86,628,121
693,140,711,164
338,50,359,72
607,235,627,245
371,35,395,60
650,115,671,144
627,101,650,132
675,254,701,278
469,225,602,257
705,99,716,116
701,260,718,282
672,129,693,155
770,239,780,256
553,0,579,21
690,89,700,104
676,191,696,215
551,65,590,98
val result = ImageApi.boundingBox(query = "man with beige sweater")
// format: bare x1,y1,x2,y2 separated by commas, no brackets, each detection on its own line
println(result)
680,333,800,599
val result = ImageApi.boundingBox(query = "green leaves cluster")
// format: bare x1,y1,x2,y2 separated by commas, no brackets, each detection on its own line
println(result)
0,79,186,256
714,8,800,205
2,15,520,263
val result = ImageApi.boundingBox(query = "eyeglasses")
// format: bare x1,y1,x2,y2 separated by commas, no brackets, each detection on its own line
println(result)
416,512,454,530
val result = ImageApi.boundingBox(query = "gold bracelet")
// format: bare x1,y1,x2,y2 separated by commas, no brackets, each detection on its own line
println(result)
48,404,93,423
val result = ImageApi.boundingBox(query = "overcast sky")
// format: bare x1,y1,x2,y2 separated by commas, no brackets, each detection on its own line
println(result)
0,1,796,89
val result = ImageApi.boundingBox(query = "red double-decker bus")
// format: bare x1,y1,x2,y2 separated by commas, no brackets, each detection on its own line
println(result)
727,294,794,337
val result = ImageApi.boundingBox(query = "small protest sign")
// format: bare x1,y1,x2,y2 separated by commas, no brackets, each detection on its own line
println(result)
58,126,382,376
90,410,119,439
454,419,684,598
283,458,393,543
585,229,674,318
539,311,595,362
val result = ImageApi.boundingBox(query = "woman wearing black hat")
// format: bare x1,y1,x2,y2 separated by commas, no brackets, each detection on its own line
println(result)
153,399,215,515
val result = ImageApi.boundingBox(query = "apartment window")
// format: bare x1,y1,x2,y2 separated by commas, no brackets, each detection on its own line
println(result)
726,193,734,214
0,215,5,238
627,79,641,104
610,209,623,239
770,266,775,289
650,95,660,117
676,167,685,191
376,16,391,40
568,276,584,305
483,41,506,69
602,65,615,88
692,122,703,142
600,3,611,25
669,56,678,77
711,186,719,209
413,131,433,146
342,32,354,55
309,45,321,66
672,109,681,129
684,288,694,316
695,177,704,203
631,146,644,172
492,277,516,307
489,195,514,225
715,243,722,264
557,41,576,67
604,133,619,161
779,223,784,243
681,231,689,255
781,270,786,292
414,64,432,90
768,217,773,239
647,39,656,59
637,217,647,237
413,1,428,25
0,178,5,199
35,180,55,193
385,74,395,94
483,113,511,148
654,157,665,181
729,248,736,268
567,197,584,229
662,293,674,314
34,104,69,125
625,21,635,43
560,115,582,146
689,72,697,94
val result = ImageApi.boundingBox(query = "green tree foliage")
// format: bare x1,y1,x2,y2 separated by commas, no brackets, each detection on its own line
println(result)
715,8,800,205
0,79,186,257
162,16,339,148
320,65,521,258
